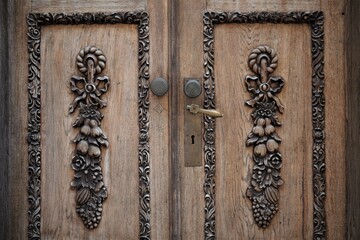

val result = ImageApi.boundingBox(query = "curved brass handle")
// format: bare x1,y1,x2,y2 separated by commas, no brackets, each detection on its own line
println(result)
186,104,223,118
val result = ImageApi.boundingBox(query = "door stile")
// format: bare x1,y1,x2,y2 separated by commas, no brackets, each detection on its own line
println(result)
169,0,182,238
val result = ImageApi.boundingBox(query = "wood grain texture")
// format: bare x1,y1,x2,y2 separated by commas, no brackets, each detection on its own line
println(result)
0,0,9,238
204,1,346,239
215,24,313,239
40,24,140,239
207,0,322,11
148,0,171,239
31,0,146,12
3,0,348,239
7,1,32,239
345,0,360,238
169,0,182,238
177,0,206,239
323,2,346,239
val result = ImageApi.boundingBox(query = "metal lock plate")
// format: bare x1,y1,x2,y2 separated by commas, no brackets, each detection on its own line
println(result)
184,78,202,167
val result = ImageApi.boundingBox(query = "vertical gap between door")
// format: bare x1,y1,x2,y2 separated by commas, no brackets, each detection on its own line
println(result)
168,0,181,239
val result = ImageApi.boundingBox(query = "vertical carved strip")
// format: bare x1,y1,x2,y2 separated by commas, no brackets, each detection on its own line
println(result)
137,12,151,240
69,46,109,229
311,14,326,240
27,13,42,240
203,11,325,239
203,12,216,240
245,46,284,228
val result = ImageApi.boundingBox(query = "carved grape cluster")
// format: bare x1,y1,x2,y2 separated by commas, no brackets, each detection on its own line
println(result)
251,196,278,228
76,198,104,229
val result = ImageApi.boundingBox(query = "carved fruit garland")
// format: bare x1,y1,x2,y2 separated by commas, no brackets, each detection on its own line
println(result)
245,46,284,228
69,46,109,229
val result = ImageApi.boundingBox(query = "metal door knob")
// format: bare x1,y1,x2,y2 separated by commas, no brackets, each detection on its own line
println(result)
184,79,201,98
150,77,169,96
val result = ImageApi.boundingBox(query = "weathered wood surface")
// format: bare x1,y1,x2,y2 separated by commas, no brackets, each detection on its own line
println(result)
148,0,171,239
7,0,32,239
31,0,146,12
40,24,140,239
215,24,313,239
0,0,9,238
3,0,348,239
174,0,345,239
345,0,360,239
176,0,207,239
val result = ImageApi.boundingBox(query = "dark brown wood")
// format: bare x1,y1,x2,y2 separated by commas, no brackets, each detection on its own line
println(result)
169,0,181,238
345,0,360,238
0,0,9,238
7,1,31,239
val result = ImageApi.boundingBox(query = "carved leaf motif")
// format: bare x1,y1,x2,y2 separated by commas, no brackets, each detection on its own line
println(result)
246,132,259,146
268,76,284,94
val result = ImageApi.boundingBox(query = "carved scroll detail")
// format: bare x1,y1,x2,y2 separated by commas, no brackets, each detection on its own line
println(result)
69,46,109,229
245,46,284,228
203,11,325,239
27,12,150,239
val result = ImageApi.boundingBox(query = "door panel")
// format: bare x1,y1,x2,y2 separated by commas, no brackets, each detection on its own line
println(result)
214,23,313,239
27,11,156,239
40,24,140,238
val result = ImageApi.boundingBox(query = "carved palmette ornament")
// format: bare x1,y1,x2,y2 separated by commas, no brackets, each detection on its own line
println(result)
69,46,110,229
245,46,284,228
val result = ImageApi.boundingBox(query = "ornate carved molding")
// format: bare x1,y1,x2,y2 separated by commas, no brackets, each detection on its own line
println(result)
27,11,150,239
203,11,325,239
245,45,284,228
69,46,109,229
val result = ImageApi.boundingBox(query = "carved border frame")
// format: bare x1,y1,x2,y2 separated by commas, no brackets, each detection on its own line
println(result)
203,11,325,239
27,12,150,239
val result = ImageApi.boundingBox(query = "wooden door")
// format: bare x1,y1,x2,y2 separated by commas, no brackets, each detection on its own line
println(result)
173,1,345,239
4,0,347,239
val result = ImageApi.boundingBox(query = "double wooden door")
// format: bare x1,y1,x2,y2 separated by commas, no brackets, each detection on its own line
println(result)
5,0,347,239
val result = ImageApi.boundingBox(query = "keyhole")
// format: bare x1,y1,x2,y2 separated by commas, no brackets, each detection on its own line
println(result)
191,135,195,144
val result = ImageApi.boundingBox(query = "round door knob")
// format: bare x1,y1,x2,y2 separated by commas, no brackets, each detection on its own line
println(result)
184,79,201,98
150,77,169,96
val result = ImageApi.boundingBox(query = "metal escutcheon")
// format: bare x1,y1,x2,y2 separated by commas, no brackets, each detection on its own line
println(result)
150,77,169,96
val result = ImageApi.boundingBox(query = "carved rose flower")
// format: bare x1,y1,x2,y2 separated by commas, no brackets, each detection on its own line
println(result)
267,153,282,170
72,155,88,171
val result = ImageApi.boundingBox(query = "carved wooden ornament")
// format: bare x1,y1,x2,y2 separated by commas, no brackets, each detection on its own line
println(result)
203,11,325,239
245,45,284,228
27,12,150,239
69,46,109,229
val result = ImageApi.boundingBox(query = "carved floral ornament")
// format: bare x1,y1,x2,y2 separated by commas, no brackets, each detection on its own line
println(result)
245,46,284,228
27,12,150,239
203,11,325,239
69,46,109,229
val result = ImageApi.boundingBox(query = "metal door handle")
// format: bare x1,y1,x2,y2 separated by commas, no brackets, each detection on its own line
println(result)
186,104,223,118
